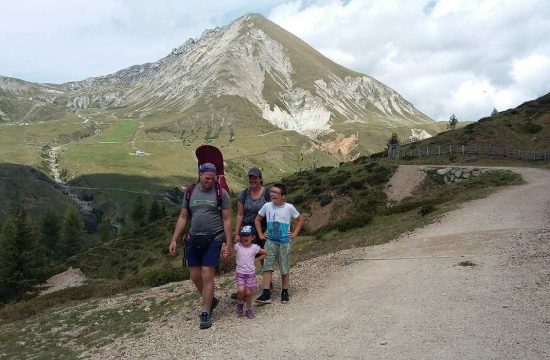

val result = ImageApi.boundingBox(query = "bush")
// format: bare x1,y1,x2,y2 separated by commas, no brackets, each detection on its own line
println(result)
521,122,543,134
314,166,333,173
329,172,349,186
313,211,373,235
317,194,333,207
140,267,189,287
356,190,386,212
344,179,365,190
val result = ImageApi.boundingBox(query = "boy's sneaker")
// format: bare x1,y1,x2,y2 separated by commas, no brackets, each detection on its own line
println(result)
236,303,244,317
281,290,290,303
210,297,219,313
245,308,254,319
255,290,272,304
199,311,212,329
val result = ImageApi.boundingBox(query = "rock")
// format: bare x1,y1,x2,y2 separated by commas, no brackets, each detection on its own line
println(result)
437,168,451,176
455,169,463,178
472,170,481,177
462,172,471,179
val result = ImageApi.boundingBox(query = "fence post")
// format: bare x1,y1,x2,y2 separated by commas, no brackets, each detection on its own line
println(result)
438,146,441,156
545,151,548,161
462,145,464,155
427,147,430,156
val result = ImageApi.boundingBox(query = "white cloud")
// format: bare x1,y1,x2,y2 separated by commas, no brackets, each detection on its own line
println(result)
1,0,549,122
267,0,550,121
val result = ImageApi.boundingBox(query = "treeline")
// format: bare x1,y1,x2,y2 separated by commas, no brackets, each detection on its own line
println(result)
0,198,167,304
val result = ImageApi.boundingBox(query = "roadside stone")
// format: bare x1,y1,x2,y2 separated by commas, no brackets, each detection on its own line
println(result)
437,168,451,175
455,169,463,178
462,172,471,179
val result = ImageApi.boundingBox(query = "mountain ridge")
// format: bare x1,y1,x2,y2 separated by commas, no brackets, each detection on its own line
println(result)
1,13,436,149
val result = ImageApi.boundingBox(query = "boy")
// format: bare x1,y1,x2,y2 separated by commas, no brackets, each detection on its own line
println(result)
254,183,304,304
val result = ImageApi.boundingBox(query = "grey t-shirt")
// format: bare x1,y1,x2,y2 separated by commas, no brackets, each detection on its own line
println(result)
182,184,231,236
237,187,269,228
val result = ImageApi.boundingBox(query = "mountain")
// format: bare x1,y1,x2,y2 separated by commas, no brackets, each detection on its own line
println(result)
0,13,445,223
1,14,437,157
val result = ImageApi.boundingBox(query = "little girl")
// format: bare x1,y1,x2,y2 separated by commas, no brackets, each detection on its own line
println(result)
234,225,267,318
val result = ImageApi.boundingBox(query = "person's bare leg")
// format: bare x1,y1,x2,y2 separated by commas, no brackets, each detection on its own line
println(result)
262,271,273,289
201,266,215,310
237,285,245,303
245,288,252,308
281,273,290,290
189,266,203,293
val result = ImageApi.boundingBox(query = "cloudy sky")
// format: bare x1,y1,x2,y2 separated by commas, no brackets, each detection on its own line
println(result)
1,0,549,121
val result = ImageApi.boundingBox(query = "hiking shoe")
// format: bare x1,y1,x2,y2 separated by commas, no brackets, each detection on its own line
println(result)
255,290,272,304
236,303,244,317
245,308,254,319
281,290,289,303
199,311,212,329
210,297,219,313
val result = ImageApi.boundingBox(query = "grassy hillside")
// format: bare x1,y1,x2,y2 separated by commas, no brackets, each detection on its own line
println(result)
0,163,73,223
408,93,550,151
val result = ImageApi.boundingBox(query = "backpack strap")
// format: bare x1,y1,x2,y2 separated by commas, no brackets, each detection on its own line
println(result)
241,186,270,204
185,183,197,219
214,180,223,208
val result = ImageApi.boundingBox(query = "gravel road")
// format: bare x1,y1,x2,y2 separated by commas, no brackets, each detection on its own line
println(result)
96,167,550,360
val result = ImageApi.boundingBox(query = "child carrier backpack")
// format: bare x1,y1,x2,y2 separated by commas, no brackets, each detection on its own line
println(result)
185,145,229,217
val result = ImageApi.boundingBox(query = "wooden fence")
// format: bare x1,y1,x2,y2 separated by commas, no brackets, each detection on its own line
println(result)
388,144,549,162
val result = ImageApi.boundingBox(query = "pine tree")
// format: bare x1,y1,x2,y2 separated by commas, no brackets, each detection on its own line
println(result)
386,132,400,151
491,108,498,116
60,207,84,258
0,206,46,302
40,209,61,260
130,196,147,227
97,217,113,242
147,200,163,223
447,114,458,130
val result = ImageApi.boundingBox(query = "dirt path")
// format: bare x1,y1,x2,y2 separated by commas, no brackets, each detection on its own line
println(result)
385,164,426,203
95,167,550,359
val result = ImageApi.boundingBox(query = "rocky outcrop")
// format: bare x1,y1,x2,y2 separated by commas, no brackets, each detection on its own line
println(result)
427,167,488,184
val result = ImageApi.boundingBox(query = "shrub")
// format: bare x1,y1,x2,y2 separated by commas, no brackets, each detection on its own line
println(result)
345,179,366,190
314,166,333,173
356,190,386,212
313,211,373,235
329,172,349,186
317,194,333,207
521,122,543,134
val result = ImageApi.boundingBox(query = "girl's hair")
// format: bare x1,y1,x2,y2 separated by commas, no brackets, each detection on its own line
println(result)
271,183,287,195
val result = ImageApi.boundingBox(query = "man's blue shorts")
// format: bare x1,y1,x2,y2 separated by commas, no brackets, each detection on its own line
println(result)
184,234,224,268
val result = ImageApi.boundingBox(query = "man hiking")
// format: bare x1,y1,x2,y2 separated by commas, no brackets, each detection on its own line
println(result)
169,162,232,329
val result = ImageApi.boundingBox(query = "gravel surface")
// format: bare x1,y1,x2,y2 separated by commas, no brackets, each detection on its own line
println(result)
93,167,550,360
385,164,427,203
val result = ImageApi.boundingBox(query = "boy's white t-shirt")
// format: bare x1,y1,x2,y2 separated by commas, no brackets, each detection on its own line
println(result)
258,202,300,244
